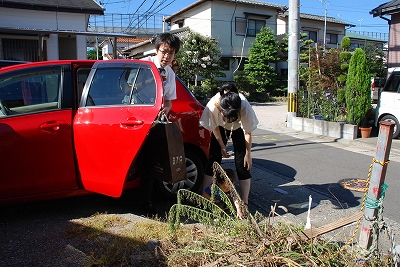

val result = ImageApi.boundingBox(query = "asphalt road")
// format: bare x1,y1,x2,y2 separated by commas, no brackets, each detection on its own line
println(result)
249,128,399,221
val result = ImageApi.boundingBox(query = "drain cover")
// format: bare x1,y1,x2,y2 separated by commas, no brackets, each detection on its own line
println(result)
340,179,368,192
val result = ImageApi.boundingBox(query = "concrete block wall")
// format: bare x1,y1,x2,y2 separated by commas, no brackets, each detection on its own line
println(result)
291,117,358,140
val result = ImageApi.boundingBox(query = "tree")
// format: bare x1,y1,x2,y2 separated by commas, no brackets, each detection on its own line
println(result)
345,48,371,125
87,48,102,60
175,31,225,86
244,26,280,94
338,36,351,87
363,42,386,78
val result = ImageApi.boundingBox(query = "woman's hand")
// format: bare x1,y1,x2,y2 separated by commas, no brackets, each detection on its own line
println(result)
221,146,230,158
244,153,252,170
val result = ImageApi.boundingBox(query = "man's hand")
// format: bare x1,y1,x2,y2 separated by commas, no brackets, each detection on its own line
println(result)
158,100,172,118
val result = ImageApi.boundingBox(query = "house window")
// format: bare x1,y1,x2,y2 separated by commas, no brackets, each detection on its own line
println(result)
2,38,46,62
350,43,360,50
303,30,318,43
220,58,230,71
175,19,184,28
235,17,265,37
326,33,338,44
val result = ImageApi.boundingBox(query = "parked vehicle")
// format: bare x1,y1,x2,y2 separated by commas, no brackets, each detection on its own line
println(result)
371,77,385,103
0,59,210,205
375,68,400,138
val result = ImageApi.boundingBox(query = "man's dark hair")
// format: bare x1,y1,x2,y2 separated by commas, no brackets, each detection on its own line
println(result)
219,82,238,96
219,92,241,123
154,33,181,53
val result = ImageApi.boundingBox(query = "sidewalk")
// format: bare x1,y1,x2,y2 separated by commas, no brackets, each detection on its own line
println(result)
251,102,400,163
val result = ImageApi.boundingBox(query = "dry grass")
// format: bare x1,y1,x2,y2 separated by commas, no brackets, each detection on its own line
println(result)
63,164,395,266
63,207,394,266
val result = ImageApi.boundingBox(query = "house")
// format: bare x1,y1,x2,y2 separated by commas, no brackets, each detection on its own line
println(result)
0,0,104,61
345,32,387,50
277,12,354,48
371,0,399,69
100,37,149,59
126,0,355,81
124,27,191,59
148,0,287,81
276,12,354,77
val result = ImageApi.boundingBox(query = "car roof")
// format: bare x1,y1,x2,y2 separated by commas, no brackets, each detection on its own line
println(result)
0,60,97,72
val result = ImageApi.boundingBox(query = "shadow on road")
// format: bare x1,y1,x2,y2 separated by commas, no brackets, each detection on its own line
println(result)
242,158,363,218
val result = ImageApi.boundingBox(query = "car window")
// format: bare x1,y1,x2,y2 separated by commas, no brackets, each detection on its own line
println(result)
76,67,91,105
383,72,400,93
0,68,61,116
377,78,386,87
85,66,156,107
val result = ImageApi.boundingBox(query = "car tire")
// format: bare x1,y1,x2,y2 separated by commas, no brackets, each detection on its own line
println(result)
155,148,204,200
381,115,400,139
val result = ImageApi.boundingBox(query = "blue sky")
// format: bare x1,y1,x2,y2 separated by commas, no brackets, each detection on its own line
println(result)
100,0,389,33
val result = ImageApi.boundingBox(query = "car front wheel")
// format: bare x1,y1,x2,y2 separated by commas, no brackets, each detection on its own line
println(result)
155,148,204,200
381,115,400,139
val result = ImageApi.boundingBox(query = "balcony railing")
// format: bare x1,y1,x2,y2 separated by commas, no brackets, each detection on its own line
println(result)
88,13,167,36
347,30,389,42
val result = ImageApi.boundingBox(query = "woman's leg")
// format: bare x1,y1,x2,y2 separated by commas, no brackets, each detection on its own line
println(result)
239,179,251,204
203,126,227,196
231,128,252,204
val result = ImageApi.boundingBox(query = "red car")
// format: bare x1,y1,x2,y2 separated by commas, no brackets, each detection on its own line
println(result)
0,59,210,205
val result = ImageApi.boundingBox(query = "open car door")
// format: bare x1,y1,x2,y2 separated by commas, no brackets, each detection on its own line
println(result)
73,60,163,197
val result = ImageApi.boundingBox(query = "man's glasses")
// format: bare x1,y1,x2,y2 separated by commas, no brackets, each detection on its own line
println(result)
158,49,175,56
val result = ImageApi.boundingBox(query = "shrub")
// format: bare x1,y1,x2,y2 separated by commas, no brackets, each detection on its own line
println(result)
345,48,371,125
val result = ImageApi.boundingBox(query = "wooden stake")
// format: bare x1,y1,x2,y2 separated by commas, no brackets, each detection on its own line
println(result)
358,121,394,249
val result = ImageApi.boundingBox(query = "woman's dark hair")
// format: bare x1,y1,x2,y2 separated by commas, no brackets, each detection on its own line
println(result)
219,82,238,96
219,92,241,123
154,33,181,53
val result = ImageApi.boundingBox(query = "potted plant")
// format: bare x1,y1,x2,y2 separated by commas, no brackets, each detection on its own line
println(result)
345,48,372,137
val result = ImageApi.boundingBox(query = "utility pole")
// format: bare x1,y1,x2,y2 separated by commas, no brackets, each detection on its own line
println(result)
358,18,363,33
287,0,300,127
319,0,329,47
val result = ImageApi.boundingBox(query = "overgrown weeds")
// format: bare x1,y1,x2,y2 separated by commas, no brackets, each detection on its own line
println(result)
64,164,394,266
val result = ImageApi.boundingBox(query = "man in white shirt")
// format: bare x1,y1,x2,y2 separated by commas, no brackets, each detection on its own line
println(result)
142,32,180,116
140,32,181,215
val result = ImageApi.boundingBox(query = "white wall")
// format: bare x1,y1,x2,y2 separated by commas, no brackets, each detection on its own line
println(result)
209,2,278,58
0,7,89,60
0,8,87,31
76,35,87,59
47,34,59,60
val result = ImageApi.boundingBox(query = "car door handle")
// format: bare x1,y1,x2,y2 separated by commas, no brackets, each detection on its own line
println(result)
121,119,144,127
39,121,70,132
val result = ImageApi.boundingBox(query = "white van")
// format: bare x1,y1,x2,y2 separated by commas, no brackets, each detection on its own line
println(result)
371,77,385,103
375,68,400,138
